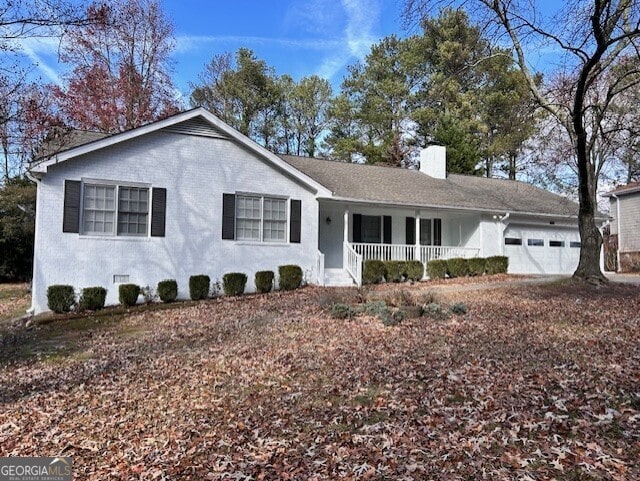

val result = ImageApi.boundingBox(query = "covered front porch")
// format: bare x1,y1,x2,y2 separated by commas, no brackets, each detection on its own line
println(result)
317,200,481,286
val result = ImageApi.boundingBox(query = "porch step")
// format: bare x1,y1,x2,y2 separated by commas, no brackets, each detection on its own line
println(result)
324,268,356,287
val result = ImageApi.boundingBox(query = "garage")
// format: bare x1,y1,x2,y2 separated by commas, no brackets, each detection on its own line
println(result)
504,224,581,274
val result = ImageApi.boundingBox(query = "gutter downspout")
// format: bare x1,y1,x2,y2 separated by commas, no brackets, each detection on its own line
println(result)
612,193,621,272
24,170,39,316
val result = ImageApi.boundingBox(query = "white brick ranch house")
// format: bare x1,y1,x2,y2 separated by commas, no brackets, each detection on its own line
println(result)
28,108,586,313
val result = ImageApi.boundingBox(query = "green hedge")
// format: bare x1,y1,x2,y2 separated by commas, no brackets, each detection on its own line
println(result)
79,286,106,311
278,265,303,291
255,270,274,293
467,257,487,276
363,260,386,284
47,285,75,313
405,260,424,281
426,259,447,279
189,275,210,300
384,261,405,283
223,272,247,296
486,256,509,275
157,279,178,303
119,284,140,307
446,258,469,278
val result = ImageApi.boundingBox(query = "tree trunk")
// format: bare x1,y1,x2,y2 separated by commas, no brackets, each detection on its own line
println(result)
573,141,607,283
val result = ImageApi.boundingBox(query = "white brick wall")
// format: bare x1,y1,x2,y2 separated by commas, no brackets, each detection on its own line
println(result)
32,131,320,313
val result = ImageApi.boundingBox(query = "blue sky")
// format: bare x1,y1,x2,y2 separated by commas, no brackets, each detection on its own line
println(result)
16,0,405,102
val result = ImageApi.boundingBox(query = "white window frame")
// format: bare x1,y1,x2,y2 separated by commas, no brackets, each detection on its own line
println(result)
80,179,151,237
235,193,289,243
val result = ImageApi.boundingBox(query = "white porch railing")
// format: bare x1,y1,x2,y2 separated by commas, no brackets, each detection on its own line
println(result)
316,251,325,286
344,242,363,286
350,242,480,279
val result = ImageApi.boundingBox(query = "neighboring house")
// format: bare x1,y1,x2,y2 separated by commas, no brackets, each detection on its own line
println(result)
604,182,640,272
28,108,586,313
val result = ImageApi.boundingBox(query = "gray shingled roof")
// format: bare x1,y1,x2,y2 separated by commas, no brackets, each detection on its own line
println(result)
282,155,581,217
37,129,110,159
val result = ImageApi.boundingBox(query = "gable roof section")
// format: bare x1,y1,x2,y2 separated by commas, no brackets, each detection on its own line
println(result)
604,181,640,197
29,108,331,196
282,155,583,218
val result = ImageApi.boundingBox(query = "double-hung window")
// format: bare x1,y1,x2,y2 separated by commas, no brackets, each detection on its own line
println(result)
82,183,149,236
236,195,287,242
83,184,116,235
118,187,149,236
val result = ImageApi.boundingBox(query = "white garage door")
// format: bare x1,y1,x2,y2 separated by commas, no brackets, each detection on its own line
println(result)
504,224,581,274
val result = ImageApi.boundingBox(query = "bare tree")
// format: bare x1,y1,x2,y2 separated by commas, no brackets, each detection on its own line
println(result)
404,0,640,283
0,1,95,178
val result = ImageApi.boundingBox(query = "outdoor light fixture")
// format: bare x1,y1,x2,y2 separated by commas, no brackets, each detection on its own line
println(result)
326,216,332,225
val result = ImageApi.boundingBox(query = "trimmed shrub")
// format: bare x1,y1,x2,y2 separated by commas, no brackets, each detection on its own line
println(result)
189,275,210,300
223,272,247,296
47,285,75,313
405,260,424,281
119,284,140,307
450,302,469,315
384,261,406,283
331,303,356,320
363,260,386,284
78,286,106,311
255,270,274,294
486,256,509,275
447,258,469,278
424,302,448,319
467,257,487,276
157,279,178,303
278,265,303,291
427,259,447,279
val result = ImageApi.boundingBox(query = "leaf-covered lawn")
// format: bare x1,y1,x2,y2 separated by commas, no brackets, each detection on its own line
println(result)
0,283,30,324
1,283,638,480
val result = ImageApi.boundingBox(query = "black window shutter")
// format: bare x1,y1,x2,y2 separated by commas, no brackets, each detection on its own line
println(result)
405,217,415,245
150,188,166,237
222,193,235,240
353,214,362,242
63,180,81,233
290,199,301,243
434,218,442,246
383,216,392,244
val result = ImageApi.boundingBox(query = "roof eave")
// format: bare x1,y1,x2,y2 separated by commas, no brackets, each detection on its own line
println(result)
27,108,332,197
322,195,588,220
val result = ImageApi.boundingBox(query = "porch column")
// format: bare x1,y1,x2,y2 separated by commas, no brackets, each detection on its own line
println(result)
343,207,349,268
415,210,421,261
343,207,349,244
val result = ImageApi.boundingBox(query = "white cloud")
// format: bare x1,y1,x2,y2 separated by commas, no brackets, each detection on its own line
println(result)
174,34,342,54
7,36,64,85
315,0,381,80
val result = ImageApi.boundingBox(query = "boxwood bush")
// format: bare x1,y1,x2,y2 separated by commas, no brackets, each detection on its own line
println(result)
157,279,178,303
223,272,247,296
426,259,447,279
467,257,487,276
384,261,405,283
189,275,210,300
363,260,386,284
446,258,469,278
486,255,509,275
405,260,424,281
47,285,75,313
278,265,303,291
119,284,140,307
78,286,107,311
255,270,274,293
